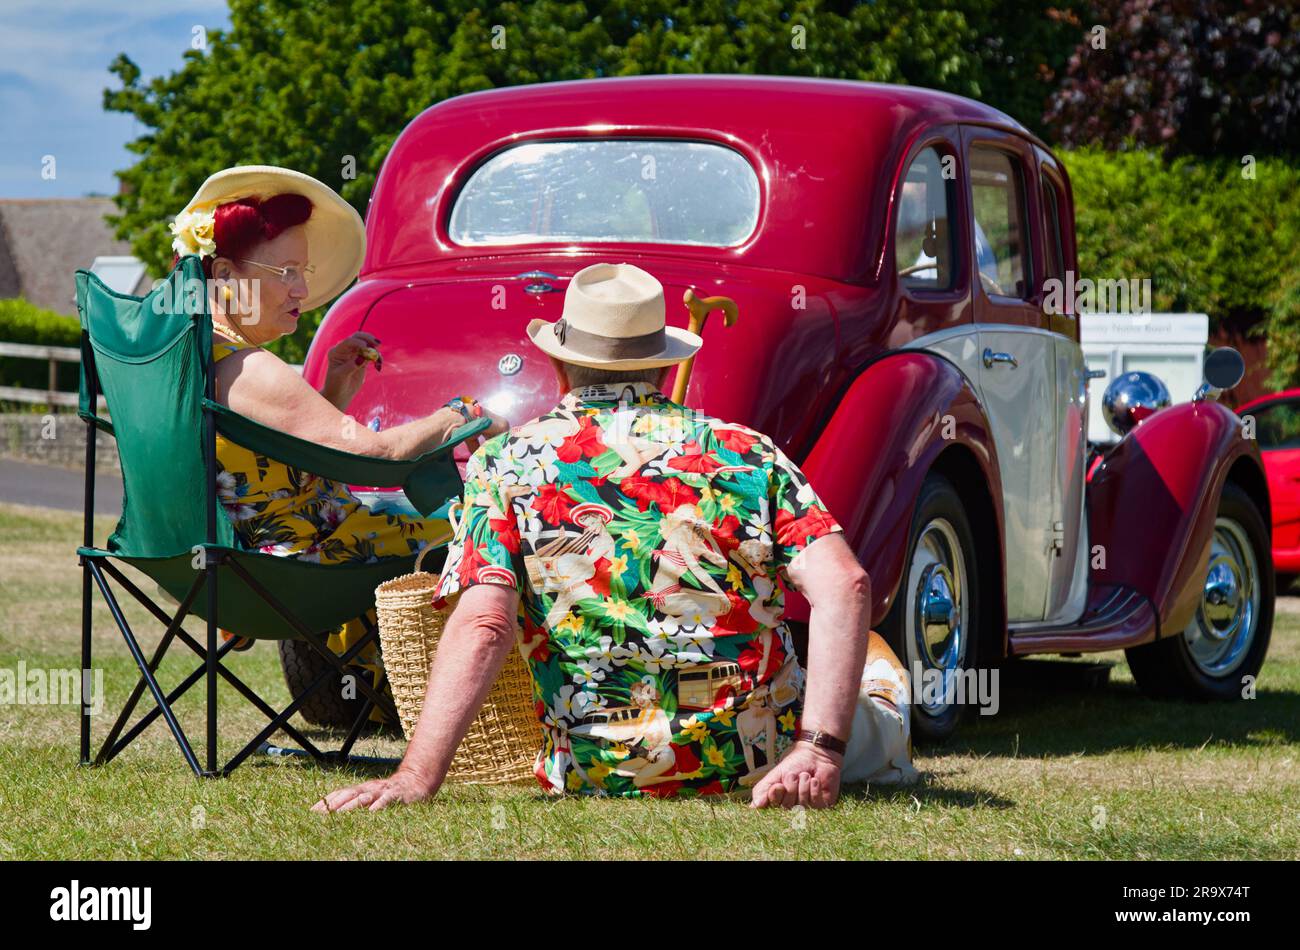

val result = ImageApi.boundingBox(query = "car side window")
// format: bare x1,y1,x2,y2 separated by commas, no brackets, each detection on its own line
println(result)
895,146,956,292
1245,400,1300,450
970,147,1030,299
1041,179,1064,289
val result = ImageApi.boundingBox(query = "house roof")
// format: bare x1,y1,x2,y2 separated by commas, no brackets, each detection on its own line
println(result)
0,198,152,315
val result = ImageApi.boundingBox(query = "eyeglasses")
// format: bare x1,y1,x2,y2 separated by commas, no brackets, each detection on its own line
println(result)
238,258,316,285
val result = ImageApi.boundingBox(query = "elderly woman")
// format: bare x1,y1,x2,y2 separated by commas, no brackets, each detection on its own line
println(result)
169,165,509,572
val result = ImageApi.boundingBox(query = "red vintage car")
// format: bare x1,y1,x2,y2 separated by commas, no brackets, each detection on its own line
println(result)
1237,388,1300,584
303,75,1274,739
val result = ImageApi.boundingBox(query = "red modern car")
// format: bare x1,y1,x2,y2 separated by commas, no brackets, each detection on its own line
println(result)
303,75,1274,739
1238,388,1300,584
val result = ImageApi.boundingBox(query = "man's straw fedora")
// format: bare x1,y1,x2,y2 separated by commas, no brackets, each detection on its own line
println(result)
173,165,364,312
526,263,702,370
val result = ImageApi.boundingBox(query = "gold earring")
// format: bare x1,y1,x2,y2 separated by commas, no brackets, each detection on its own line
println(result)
221,286,234,303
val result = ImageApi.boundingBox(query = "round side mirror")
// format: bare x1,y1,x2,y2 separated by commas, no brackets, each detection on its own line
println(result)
1204,347,1246,392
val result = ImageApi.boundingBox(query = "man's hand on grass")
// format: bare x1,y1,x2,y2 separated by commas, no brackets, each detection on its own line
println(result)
311,768,433,814
750,743,842,809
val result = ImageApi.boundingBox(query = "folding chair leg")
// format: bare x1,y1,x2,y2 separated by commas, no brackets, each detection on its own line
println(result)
206,558,218,775
86,560,204,777
99,637,236,765
224,557,400,722
80,381,96,767
219,631,384,775
95,570,204,765
335,673,388,759
80,559,93,766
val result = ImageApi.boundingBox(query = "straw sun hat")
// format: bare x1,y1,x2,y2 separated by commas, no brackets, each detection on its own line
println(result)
527,263,702,371
169,165,365,312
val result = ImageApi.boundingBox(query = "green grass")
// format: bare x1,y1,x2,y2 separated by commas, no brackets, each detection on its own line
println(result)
2,501,1298,859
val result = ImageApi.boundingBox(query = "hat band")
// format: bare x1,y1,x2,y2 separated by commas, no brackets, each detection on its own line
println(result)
553,318,666,359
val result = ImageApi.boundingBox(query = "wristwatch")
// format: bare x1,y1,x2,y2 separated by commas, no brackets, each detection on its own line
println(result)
444,395,483,422
795,728,847,756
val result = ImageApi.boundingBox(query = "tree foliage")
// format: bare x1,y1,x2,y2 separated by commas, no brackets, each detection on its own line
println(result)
1046,0,1300,157
104,0,1088,279
108,0,1087,358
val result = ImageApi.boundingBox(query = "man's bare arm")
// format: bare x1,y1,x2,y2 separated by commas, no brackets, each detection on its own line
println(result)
311,583,519,813
788,532,871,742
751,532,870,809
394,584,520,793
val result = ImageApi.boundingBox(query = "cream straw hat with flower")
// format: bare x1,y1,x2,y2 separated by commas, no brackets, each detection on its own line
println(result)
170,165,365,312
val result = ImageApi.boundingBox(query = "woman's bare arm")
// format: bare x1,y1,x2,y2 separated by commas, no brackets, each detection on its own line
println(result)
215,344,478,459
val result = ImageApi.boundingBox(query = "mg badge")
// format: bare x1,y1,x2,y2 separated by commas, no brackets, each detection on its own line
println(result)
498,353,523,376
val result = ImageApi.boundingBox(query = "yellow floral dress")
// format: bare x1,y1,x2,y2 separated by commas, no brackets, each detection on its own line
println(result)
212,338,453,562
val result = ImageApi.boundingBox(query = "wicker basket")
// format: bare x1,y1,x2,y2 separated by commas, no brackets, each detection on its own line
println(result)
375,508,538,785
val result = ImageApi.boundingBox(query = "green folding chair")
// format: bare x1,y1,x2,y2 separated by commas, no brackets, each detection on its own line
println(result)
75,256,488,777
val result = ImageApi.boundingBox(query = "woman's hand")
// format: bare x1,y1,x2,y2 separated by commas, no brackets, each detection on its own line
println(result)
321,331,382,410
431,404,511,451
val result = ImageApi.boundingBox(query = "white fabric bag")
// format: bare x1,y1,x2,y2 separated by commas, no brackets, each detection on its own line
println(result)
840,632,919,786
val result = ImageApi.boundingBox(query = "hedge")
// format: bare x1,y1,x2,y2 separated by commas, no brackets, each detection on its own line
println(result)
1063,148,1300,387
0,298,82,392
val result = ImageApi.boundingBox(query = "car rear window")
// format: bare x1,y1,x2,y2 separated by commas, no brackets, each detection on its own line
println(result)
448,139,760,247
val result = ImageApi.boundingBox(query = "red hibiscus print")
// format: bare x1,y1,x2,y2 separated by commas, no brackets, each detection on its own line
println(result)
672,741,702,775
455,539,488,586
697,779,726,797
618,475,663,512
715,427,759,455
737,631,786,683
489,515,521,554
532,483,576,525
667,440,725,474
711,589,760,636
711,514,741,556
588,556,613,598
556,417,607,464
619,475,699,512
520,616,551,663
657,478,699,511
775,506,838,547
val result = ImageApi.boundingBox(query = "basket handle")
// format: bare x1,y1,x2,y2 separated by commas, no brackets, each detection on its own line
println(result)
414,500,464,574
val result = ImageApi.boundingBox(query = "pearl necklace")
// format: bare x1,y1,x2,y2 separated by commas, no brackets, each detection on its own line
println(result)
212,316,260,349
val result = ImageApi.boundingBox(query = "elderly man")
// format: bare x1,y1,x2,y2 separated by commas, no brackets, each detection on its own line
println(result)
314,262,913,813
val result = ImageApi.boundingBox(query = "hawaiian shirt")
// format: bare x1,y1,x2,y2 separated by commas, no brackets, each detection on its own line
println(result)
433,381,842,798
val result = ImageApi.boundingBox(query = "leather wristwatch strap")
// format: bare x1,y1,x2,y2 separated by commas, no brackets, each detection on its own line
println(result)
796,728,847,755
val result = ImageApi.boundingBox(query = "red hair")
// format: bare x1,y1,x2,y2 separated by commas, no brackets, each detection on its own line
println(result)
173,192,313,276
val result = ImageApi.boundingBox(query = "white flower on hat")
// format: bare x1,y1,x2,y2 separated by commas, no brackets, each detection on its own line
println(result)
169,204,218,258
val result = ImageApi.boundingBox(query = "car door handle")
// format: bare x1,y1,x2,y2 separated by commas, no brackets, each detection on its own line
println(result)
516,270,562,294
983,348,1018,369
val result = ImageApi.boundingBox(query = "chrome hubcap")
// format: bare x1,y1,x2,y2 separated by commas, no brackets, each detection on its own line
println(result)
1184,517,1259,677
907,518,967,716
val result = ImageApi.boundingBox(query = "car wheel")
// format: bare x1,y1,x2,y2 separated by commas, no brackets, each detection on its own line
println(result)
277,637,394,731
1125,482,1273,701
880,471,980,742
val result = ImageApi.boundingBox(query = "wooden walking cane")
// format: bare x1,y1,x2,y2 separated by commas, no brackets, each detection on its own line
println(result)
671,289,739,404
